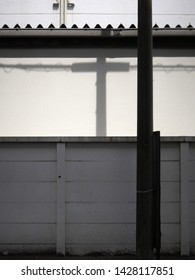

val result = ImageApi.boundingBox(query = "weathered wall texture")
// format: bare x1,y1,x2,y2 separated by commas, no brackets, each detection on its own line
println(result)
0,137,194,256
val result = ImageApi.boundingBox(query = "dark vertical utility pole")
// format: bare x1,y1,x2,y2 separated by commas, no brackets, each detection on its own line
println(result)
136,0,154,259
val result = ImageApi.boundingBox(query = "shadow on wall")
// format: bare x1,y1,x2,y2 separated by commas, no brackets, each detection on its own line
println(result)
72,57,130,136
0,58,130,136
1,60,195,136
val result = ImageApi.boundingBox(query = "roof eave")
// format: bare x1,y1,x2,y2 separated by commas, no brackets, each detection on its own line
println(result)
0,28,194,50
0,28,195,37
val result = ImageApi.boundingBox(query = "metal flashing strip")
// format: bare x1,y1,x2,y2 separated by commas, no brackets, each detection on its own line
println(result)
0,137,195,143
0,27,195,37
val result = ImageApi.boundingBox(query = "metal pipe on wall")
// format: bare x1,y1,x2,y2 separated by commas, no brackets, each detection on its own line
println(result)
60,0,67,25
136,0,154,259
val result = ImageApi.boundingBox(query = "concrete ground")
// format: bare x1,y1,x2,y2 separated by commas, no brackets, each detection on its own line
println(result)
0,254,195,260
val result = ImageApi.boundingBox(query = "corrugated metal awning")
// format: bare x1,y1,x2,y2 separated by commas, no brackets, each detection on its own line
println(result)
0,24,195,51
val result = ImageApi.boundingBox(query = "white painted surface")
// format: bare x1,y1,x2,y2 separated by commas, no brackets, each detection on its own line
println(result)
66,0,195,28
65,142,136,254
154,57,195,136
0,182,56,202
0,0,195,27
189,143,195,254
160,142,180,253
0,143,56,160
66,182,136,202
0,0,60,27
0,138,194,255
180,143,190,255
0,162,56,181
0,142,56,251
56,143,66,255
0,203,56,223
0,224,56,243
0,55,195,137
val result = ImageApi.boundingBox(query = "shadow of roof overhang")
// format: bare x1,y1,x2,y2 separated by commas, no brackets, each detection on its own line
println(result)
0,27,195,50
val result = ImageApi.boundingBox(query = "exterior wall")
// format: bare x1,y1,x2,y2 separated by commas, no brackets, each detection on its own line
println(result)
0,0,60,28
0,53,195,137
189,143,195,253
0,137,194,256
65,141,136,255
0,0,195,28
161,142,180,254
66,0,195,28
0,142,57,254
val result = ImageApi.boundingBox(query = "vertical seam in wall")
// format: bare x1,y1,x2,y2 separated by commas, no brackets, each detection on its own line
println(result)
180,142,190,256
56,142,66,255
64,0,67,25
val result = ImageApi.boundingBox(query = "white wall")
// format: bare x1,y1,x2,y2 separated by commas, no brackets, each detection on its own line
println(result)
190,143,195,254
0,0,60,27
0,142,56,254
0,54,195,137
0,0,195,27
66,0,195,28
0,55,137,136
154,57,195,136
0,137,194,255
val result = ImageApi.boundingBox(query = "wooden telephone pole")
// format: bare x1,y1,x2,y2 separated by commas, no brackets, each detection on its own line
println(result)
136,0,154,259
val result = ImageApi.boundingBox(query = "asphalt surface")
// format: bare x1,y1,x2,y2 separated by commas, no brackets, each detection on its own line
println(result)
0,254,195,260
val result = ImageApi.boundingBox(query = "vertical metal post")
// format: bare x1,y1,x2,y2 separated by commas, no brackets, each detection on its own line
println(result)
60,0,67,26
153,131,161,259
136,0,154,259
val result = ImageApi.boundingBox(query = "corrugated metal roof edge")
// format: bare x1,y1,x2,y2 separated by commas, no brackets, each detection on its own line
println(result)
0,26,195,37
0,23,194,29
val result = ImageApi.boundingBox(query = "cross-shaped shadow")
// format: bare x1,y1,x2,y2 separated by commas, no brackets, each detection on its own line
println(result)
72,57,130,136
0,58,130,136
